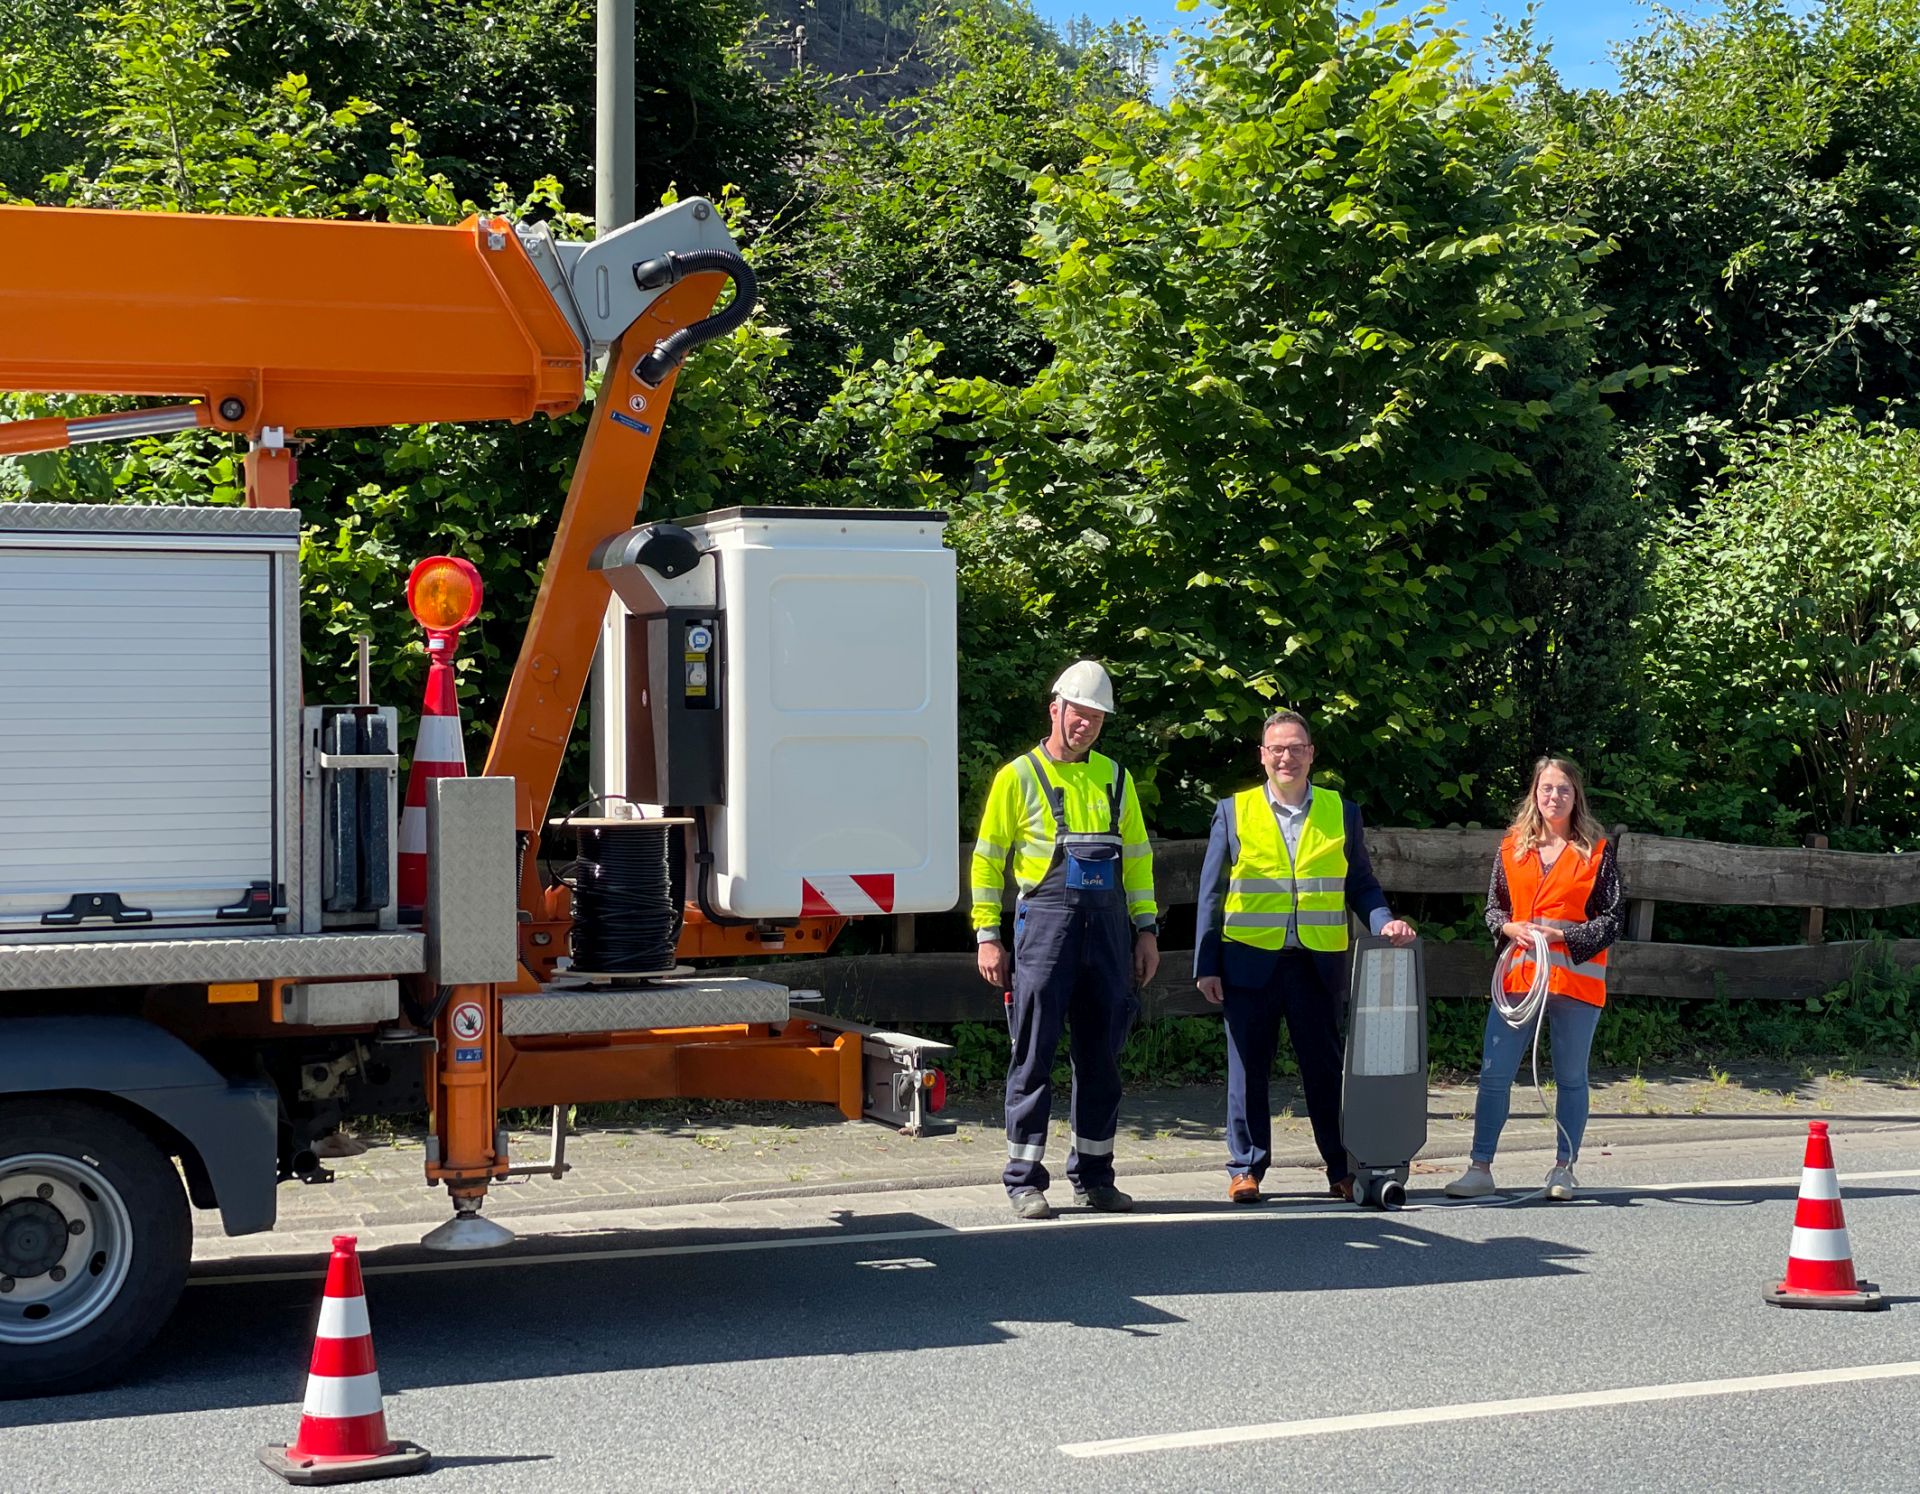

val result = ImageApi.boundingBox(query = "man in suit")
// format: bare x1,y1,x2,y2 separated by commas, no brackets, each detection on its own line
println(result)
1194,709,1416,1202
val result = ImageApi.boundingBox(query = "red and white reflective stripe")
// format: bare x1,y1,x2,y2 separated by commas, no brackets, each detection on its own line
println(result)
302,1369,386,1420
800,874,895,918
411,714,466,769
1797,1165,1841,1200
397,810,428,857
1788,1225,1855,1263
316,1291,371,1340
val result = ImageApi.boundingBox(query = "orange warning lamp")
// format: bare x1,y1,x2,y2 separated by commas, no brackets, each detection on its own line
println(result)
406,555,483,636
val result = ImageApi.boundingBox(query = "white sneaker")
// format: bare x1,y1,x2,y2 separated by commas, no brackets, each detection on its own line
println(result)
1445,1163,1496,1198
1545,1165,1577,1201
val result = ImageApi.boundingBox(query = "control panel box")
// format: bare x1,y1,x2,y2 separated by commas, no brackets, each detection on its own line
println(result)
623,608,725,806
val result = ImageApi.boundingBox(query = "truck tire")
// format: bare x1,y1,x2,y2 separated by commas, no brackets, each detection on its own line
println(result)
0,1098,191,1399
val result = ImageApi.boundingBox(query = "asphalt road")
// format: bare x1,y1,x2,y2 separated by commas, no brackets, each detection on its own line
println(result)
6,1126,1919,1493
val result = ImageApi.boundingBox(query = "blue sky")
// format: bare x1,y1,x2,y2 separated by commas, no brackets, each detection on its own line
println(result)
1031,0,1711,90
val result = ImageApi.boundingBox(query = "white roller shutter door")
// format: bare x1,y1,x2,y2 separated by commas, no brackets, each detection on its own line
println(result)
0,545,278,928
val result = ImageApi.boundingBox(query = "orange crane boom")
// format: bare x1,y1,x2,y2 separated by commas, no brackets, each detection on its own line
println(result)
0,206,585,434
0,197,878,1248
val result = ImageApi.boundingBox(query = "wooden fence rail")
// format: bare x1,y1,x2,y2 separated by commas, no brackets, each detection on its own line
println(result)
731,830,1920,1023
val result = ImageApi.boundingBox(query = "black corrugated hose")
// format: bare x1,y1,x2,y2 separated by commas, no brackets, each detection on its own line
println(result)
630,249,758,387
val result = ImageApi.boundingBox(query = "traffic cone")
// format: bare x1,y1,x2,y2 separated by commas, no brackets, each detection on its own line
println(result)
259,1236,432,1484
1763,1121,1886,1311
396,629,467,918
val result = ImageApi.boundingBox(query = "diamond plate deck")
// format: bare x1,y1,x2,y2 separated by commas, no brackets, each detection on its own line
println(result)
0,501,302,536
0,932,424,992
503,976,791,1035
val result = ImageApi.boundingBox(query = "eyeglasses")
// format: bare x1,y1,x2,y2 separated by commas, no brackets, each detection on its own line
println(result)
1263,743,1312,759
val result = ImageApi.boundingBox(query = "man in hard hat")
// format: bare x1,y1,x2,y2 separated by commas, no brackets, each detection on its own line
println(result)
971,660,1159,1220
1194,708,1416,1204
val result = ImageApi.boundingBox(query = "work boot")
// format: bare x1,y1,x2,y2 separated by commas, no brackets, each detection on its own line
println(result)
1009,1189,1053,1220
1545,1165,1578,1201
1228,1173,1261,1204
1073,1184,1134,1212
1445,1163,1496,1198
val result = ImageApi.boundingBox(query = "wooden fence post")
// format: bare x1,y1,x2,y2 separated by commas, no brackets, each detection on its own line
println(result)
1612,825,1655,941
1801,832,1828,945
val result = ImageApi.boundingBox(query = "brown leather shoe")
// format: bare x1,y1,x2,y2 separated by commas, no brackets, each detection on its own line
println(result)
1228,1173,1261,1204
1330,1176,1355,1203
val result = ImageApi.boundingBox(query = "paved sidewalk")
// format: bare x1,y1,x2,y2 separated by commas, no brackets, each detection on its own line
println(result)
197,1065,1920,1259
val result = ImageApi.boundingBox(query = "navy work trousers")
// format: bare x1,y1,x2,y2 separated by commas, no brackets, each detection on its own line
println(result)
1003,900,1131,1195
1223,950,1348,1186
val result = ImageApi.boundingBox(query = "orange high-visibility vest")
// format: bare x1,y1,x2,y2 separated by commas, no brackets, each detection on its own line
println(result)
1501,833,1609,1008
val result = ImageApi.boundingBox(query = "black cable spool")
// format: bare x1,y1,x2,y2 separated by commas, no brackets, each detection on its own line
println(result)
566,817,687,978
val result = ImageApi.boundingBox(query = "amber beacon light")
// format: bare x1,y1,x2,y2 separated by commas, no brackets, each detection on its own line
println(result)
406,555,484,639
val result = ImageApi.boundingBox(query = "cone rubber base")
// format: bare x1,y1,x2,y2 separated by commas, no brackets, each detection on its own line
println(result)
1764,1279,1888,1312
259,1441,431,1485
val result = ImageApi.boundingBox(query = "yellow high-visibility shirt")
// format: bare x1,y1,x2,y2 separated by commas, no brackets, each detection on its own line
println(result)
969,747,1156,940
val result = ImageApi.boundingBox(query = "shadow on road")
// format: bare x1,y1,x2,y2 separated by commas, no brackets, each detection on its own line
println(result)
5,1208,1587,1425
1399,1180,1920,1213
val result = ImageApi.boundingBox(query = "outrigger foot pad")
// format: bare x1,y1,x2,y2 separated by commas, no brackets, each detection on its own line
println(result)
420,1206,514,1252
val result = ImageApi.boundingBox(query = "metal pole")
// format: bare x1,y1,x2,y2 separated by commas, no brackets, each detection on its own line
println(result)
590,0,636,799
596,0,636,237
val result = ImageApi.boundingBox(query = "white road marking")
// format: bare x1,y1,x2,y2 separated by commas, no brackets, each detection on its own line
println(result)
189,1166,1920,1288
1058,1361,1920,1458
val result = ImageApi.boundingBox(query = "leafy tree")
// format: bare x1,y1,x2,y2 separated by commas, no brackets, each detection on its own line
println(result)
760,5,1142,408
953,0,1617,828
1630,415,1920,840
1518,0,1920,495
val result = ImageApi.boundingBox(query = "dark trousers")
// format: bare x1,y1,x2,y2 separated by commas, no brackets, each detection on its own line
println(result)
1003,900,1130,1194
1223,950,1347,1185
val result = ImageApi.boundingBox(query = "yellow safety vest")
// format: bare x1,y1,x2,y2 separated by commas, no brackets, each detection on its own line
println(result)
1223,786,1350,953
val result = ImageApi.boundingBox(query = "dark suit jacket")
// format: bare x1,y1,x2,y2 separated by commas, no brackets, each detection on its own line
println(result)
1192,789,1394,989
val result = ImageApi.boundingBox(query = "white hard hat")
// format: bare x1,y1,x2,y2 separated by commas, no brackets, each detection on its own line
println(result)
1051,660,1116,715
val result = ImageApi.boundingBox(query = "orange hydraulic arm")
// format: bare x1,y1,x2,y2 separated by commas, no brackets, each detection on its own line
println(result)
0,204,585,433
0,199,865,1231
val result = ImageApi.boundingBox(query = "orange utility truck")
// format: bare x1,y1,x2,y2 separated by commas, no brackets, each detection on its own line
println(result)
0,199,957,1396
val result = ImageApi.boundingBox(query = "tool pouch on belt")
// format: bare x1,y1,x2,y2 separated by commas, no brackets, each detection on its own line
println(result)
1064,842,1120,891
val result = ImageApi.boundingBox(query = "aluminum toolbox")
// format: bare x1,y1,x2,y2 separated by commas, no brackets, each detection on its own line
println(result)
0,502,303,941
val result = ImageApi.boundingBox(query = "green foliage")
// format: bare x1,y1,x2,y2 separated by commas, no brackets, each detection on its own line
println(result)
1517,0,1920,496
1625,415,1920,839
10,0,1920,929
971,0,1620,828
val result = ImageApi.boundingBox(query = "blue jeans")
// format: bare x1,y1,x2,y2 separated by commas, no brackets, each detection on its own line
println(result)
1470,994,1602,1166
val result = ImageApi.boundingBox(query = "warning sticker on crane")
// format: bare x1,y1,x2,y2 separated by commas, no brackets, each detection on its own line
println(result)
450,1001,485,1041
800,874,895,918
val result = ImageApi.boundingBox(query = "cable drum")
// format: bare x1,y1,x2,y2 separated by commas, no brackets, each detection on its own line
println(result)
563,817,690,979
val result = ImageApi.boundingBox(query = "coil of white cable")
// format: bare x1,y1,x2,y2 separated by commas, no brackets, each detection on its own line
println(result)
1491,926,1553,1028
1491,925,1573,1165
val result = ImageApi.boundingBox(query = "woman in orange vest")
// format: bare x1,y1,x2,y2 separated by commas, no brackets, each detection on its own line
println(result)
1446,756,1624,1202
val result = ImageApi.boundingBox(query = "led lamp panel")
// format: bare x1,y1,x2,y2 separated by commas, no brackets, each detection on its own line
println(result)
1351,943,1421,1077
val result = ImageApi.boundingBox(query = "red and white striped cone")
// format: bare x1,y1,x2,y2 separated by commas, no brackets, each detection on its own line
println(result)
1763,1121,1886,1311
396,633,467,918
259,1235,431,1484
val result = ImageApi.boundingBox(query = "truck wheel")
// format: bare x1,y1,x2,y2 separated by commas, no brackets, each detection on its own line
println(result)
0,1099,191,1398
